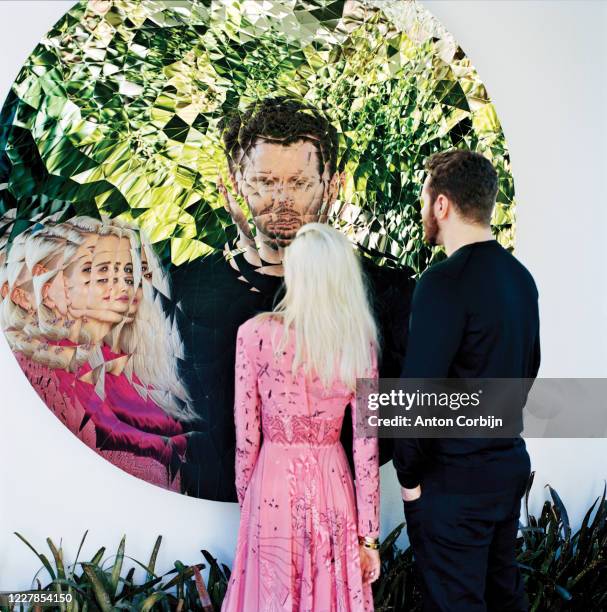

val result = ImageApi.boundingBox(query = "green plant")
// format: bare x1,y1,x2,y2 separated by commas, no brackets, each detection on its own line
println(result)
518,472,607,611
2,531,229,612
371,521,422,612
372,472,607,611
4,474,605,611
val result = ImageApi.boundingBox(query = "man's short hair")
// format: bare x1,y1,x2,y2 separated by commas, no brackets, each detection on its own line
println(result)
425,149,498,225
221,96,339,177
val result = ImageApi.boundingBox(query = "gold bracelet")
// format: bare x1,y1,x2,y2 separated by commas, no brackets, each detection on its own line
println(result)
358,535,379,549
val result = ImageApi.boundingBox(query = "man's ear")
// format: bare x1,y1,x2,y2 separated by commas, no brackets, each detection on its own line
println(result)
434,194,450,221
326,171,343,206
1,281,8,299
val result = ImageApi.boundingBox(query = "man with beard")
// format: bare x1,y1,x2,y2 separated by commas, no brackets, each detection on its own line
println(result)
171,96,416,501
393,150,540,611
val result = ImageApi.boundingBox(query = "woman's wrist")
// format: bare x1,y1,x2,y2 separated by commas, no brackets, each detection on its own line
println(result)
358,535,380,549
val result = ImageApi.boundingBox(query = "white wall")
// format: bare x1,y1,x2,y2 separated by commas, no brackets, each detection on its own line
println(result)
1,0,606,590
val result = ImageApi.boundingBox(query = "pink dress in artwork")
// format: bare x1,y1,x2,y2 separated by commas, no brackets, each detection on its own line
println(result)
15,341,185,491
221,316,380,612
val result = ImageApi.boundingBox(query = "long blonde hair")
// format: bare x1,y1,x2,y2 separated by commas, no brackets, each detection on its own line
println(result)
0,231,34,334
68,216,195,416
258,223,379,390
27,231,78,340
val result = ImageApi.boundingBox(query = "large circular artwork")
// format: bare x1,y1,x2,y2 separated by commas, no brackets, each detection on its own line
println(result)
0,0,514,501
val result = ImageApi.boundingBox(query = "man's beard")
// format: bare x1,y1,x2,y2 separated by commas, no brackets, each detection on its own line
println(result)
254,210,323,248
422,209,439,246
255,215,302,247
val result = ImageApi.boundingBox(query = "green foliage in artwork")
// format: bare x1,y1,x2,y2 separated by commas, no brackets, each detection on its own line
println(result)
0,0,514,273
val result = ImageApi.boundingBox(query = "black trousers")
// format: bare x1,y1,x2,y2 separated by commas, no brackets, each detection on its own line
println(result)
404,459,530,612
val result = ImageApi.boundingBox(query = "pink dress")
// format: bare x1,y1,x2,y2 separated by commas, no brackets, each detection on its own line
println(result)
221,316,380,612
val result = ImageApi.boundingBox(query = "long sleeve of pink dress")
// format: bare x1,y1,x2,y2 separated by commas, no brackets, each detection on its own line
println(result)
350,352,380,539
223,316,380,611
233,325,262,507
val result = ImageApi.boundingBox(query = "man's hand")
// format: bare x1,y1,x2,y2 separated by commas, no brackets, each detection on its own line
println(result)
217,176,255,245
401,484,422,502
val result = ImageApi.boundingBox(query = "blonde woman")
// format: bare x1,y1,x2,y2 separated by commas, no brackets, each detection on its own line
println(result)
14,215,194,490
45,215,193,420
221,223,381,612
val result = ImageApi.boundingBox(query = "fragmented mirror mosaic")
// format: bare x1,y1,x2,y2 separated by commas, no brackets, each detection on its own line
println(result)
0,0,515,500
